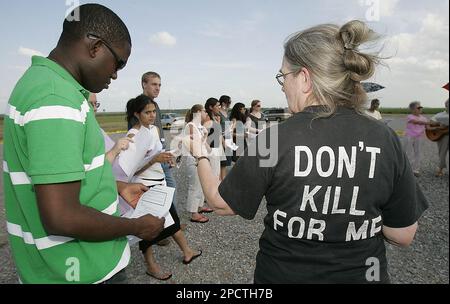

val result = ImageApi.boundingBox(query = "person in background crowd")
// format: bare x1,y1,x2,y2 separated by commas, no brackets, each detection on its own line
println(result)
141,71,184,244
247,100,266,146
429,99,449,177
218,95,233,180
184,104,214,223
365,99,383,121
88,93,148,214
126,95,202,281
204,98,224,179
404,101,433,177
229,102,249,162
183,20,428,284
248,99,268,127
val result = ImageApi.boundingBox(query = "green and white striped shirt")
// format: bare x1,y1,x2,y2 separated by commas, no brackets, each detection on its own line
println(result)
3,56,130,284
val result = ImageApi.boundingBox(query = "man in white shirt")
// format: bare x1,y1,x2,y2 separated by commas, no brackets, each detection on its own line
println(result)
365,99,383,120
430,99,449,177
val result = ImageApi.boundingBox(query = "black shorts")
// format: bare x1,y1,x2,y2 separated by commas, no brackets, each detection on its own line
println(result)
139,204,181,253
221,155,232,167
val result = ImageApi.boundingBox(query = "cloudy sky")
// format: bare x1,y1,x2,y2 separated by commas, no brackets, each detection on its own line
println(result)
0,0,448,112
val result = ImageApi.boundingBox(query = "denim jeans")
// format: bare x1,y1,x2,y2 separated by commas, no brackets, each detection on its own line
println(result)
162,162,178,209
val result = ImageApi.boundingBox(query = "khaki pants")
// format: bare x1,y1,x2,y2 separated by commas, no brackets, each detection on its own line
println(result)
404,136,422,172
437,135,449,170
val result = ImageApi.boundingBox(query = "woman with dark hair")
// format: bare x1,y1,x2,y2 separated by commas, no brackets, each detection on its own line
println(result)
183,104,213,223
365,99,383,121
204,98,224,179
229,103,249,162
218,95,233,179
124,95,201,281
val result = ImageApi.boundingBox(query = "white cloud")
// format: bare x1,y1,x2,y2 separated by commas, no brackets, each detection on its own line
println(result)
150,32,177,47
373,10,449,107
18,47,44,57
388,12,449,72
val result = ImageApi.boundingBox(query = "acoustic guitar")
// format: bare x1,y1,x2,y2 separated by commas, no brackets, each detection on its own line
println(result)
426,126,449,142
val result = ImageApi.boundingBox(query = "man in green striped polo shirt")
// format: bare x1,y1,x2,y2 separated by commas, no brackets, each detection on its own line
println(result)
3,4,164,284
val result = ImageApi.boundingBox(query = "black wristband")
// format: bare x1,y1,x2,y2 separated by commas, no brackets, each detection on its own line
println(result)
196,156,210,167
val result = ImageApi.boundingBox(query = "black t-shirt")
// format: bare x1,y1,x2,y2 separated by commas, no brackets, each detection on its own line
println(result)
249,113,267,130
207,120,222,149
219,106,429,284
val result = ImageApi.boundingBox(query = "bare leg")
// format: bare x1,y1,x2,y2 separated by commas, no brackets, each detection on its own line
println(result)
143,246,171,280
172,230,201,262
220,166,227,180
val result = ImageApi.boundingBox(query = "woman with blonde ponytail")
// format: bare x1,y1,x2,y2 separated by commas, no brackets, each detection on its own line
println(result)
184,20,428,283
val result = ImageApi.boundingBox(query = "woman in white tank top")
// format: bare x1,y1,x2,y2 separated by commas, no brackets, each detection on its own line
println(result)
183,104,215,223
125,95,202,281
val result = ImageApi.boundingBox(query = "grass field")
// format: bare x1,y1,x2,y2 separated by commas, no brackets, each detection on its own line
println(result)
0,107,446,142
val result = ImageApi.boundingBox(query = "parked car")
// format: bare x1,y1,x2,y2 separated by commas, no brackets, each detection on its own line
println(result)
161,113,177,129
263,108,292,122
171,116,186,130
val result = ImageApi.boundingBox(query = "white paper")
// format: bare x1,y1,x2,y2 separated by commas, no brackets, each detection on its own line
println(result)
131,186,175,226
123,186,175,246
225,138,239,151
124,186,176,245
118,127,155,178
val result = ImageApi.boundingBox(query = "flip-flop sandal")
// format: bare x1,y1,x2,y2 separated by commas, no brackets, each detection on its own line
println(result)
190,216,209,223
183,250,203,265
145,271,173,281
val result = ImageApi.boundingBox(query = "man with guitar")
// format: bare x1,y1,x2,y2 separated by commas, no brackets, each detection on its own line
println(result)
427,99,449,177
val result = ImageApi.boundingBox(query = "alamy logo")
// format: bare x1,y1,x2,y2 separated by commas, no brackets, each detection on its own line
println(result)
65,257,80,282
65,0,80,22
363,0,380,21
365,257,380,282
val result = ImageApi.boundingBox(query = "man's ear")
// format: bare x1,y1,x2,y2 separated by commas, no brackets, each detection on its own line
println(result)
87,39,103,59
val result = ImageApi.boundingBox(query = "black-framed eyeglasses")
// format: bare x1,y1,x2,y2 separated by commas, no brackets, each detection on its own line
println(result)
276,71,295,86
90,102,100,108
87,33,126,72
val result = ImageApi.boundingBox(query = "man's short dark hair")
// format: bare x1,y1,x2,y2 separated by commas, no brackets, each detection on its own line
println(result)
60,3,131,47
371,99,380,106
